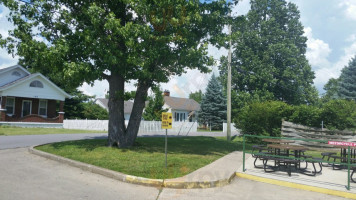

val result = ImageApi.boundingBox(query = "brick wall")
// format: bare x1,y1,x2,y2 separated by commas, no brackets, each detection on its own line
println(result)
5,114,61,123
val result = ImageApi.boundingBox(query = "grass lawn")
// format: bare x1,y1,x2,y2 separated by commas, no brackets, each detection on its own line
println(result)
36,136,254,179
0,126,106,136
197,128,223,132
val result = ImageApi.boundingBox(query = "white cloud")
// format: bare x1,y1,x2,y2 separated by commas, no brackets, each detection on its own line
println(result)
339,0,356,21
304,27,332,69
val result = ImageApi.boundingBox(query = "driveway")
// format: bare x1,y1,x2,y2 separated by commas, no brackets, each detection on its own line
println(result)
0,148,346,200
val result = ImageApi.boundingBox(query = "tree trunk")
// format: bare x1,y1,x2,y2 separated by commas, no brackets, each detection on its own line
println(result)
107,73,150,148
126,80,150,146
107,73,126,147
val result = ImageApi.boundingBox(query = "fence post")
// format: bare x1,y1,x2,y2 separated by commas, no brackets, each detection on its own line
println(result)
243,134,246,172
348,145,351,190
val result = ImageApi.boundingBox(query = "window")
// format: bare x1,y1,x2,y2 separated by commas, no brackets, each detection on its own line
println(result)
5,97,15,115
30,80,43,88
175,112,186,122
38,100,47,116
12,71,21,77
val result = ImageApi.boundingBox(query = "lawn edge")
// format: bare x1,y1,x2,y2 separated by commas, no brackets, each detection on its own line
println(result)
28,146,234,189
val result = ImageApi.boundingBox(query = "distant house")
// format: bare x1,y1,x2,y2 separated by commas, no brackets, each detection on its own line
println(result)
95,90,200,122
162,90,200,122
0,65,71,123
95,98,134,120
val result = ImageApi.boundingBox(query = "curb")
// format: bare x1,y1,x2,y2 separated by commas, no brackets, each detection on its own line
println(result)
236,172,356,200
28,146,234,189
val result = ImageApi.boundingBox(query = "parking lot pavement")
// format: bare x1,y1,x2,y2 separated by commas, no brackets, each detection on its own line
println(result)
0,148,348,200
0,148,159,200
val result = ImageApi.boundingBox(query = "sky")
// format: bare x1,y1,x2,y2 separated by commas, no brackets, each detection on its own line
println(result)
0,0,356,98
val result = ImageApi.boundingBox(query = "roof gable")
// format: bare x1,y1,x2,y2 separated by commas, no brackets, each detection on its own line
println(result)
164,96,200,111
96,98,134,114
0,73,71,101
0,65,31,87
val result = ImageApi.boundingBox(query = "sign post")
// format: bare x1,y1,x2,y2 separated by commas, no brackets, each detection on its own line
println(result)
162,112,172,168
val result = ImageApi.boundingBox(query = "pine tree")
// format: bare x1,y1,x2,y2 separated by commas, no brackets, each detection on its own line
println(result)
199,74,227,130
143,87,167,121
338,56,356,100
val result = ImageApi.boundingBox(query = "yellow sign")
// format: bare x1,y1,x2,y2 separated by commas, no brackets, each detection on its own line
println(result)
162,112,172,129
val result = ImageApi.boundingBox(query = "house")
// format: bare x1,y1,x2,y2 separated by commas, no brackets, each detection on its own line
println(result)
95,98,134,120
95,90,200,122
0,65,71,123
162,90,200,122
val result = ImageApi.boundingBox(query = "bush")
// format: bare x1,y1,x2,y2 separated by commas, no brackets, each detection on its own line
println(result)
320,99,356,130
235,101,293,141
288,105,322,127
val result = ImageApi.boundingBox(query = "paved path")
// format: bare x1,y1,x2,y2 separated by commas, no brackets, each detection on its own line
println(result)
0,148,346,200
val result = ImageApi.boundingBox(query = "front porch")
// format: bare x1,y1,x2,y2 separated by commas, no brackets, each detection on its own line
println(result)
0,96,65,123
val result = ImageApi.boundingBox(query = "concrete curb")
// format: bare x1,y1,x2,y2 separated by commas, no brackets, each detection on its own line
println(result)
29,146,234,189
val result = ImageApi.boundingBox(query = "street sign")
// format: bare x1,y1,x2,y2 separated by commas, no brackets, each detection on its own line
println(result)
162,112,172,129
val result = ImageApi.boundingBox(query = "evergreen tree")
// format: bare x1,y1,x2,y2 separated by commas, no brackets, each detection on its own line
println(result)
219,0,318,108
189,90,204,104
143,87,168,121
199,74,227,130
338,56,356,100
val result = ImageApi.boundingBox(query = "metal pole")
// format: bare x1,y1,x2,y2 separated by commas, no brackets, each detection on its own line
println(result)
243,134,246,172
165,129,168,168
348,146,351,190
227,11,232,142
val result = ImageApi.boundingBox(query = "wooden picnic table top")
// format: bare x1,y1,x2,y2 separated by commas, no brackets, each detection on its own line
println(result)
267,144,309,151
333,145,356,149
262,138,295,144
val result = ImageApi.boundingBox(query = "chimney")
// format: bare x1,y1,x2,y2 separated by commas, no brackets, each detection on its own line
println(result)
163,90,170,96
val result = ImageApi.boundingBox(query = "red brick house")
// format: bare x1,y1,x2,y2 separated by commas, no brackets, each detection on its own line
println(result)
0,65,71,123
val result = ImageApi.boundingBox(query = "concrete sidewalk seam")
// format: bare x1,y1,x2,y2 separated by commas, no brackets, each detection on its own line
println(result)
29,146,234,189
236,172,356,200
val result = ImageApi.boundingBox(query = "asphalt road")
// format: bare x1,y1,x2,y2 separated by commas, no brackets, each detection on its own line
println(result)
0,131,237,150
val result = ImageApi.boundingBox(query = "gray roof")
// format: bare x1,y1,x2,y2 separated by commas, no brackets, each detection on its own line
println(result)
164,96,200,111
96,98,133,114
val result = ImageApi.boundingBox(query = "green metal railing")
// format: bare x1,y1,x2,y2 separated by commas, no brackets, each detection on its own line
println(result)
242,134,354,190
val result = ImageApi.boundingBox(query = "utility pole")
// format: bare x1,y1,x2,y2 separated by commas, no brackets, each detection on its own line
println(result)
227,11,232,142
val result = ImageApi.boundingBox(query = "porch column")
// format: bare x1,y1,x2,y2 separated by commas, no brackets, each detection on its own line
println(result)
0,96,6,121
58,101,65,123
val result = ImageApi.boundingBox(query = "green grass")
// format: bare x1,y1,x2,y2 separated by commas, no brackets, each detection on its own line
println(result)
0,126,106,136
197,128,223,132
36,136,252,179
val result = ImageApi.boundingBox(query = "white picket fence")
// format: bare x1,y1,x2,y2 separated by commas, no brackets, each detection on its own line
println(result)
63,119,197,134
223,123,240,135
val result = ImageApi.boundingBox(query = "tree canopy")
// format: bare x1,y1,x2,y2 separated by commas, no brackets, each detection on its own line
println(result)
0,0,230,147
142,87,167,121
219,0,318,108
199,74,226,130
189,90,204,104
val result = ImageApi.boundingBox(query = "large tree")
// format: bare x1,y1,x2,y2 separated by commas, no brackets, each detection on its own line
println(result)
338,56,356,101
199,74,226,130
219,0,318,108
0,0,229,147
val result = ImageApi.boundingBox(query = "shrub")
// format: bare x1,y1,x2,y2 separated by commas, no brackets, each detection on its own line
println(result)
320,99,356,130
288,105,322,127
235,101,293,141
